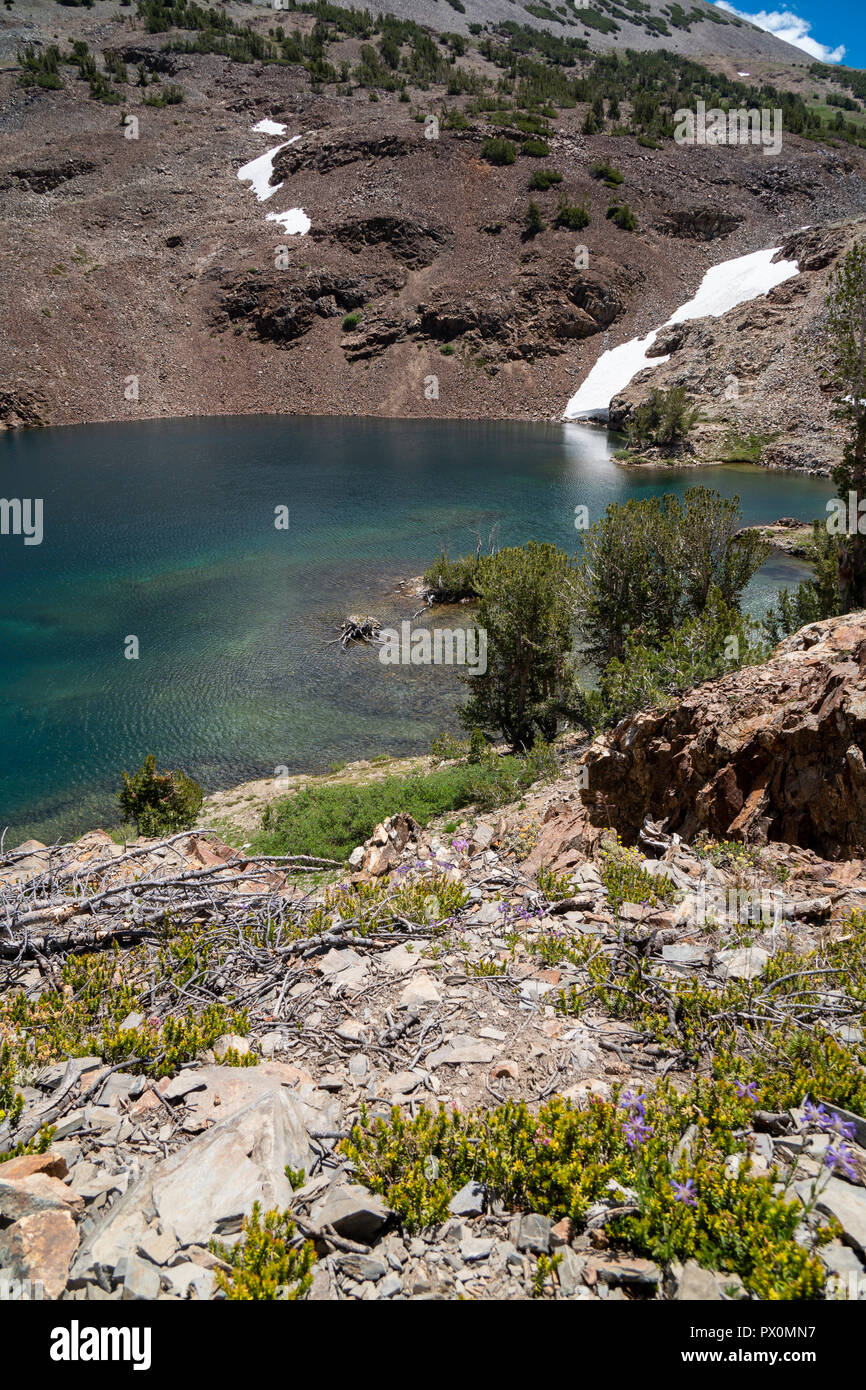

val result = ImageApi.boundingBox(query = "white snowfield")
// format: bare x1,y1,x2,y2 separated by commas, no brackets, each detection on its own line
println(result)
237,133,301,201
562,246,799,420
267,208,312,235
252,118,288,136
237,124,310,236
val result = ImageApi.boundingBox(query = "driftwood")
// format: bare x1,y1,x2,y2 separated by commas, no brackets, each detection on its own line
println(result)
330,614,382,649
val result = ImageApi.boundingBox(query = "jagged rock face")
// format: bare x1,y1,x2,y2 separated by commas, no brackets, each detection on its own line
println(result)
272,132,419,179
0,388,45,429
654,207,743,241
214,267,404,346
0,159,95,194
580,613,866,859
315,216,454,268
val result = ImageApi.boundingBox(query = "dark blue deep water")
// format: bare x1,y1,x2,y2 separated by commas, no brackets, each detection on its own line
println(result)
0,415,830,843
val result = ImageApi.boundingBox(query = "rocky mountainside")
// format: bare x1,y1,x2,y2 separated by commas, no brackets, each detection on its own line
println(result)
1,2,865,438
609,222,863,472
368,0,810,63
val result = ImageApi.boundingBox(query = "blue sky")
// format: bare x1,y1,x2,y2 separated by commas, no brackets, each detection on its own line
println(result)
714,1,866,69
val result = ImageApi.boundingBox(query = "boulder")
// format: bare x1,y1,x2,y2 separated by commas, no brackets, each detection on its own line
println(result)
71,1087,312,1279
0,1173,83,1223
309,1183,392,1242
0,1151,68,1181
0,1208,79,1299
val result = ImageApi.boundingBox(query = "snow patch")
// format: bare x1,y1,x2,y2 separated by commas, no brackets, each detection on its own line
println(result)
237,134,301,202
252,118,287,136
267,207,311,236
563,246,799,421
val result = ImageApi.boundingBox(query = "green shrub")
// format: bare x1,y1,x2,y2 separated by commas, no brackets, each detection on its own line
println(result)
521,137,550,157
606,199,638,231
577,590,768,731
536,862,575,901
573,487,769,667
0,1042,24,1129
523,199,546,236
422,549,488,601
341,311,361,331
481,136,516,165
17,43,63,88
342,1079,832,1298
553,196,590,229
763,523,841,643
589,159,623,186
118,754,203,836
598,834,677,912
430,731,470,760
212,1203,315,1299
459,542,580,750
143,81,183,105
528,168,562,190
626,385,700,448
305,873,469,936
3,944,250,1077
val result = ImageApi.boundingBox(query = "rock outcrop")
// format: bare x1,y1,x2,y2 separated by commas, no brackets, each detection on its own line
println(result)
581,612,866,858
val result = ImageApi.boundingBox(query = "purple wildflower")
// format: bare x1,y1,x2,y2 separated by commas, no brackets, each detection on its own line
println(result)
622,1117,653,1149
619,1087,648,1117
733,1080,759,1103
825,1113,857,1141
825,1142,859,1182
670,1178,697,1207
803,1100,830,1128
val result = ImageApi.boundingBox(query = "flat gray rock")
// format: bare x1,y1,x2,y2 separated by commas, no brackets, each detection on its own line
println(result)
449,1180,486,1217
309,1183,392,1243
806,1176,866,1257
71,1088,312,1277
713,946,770,981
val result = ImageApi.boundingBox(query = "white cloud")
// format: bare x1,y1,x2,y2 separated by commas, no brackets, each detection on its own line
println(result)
714,3,846,62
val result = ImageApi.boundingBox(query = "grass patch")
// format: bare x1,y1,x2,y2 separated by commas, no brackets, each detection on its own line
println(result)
717,432,772,464
253,750,556,860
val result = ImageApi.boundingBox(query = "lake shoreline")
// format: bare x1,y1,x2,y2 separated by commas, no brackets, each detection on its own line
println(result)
0,416,830,846
1,406,835,476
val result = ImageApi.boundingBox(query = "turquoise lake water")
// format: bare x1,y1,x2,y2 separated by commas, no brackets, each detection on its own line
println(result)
0,415,830,844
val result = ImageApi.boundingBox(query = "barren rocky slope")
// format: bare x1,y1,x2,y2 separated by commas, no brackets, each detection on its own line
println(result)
1,2,866,447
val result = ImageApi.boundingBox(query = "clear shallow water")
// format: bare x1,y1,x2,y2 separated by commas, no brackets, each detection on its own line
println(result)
0,416,829,844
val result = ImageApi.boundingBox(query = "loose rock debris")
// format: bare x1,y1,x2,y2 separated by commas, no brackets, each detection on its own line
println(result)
1,779,866,1301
